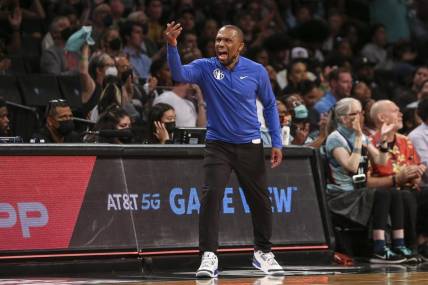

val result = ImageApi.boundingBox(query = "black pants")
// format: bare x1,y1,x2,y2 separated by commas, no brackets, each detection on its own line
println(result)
199,141,272,253
372,188,404,231
401,190,418,248
416,187,428,237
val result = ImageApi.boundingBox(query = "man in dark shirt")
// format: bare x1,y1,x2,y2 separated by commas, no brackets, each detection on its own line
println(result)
32,99,80,143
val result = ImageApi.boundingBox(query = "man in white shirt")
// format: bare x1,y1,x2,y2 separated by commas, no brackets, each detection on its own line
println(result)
409,98,428,185
153,82,206,127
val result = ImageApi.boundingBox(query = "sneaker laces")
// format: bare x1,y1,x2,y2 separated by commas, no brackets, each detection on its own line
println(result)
200,253,217,268
260,252,280,266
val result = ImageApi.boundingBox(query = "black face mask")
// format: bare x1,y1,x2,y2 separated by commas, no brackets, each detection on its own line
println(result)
57,120,75,136
60,27,73,41
164,122,176,134
109,37,122,51
117,128,133,144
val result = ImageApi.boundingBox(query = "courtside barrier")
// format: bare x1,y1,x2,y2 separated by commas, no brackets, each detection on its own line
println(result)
0,145,334,260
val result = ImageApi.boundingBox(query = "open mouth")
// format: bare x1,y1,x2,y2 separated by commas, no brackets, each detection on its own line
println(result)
217,51,228,61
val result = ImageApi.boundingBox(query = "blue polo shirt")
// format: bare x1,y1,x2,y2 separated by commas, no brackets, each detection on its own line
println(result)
167,45,281,148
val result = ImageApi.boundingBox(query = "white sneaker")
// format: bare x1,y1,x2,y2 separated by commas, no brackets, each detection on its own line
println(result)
196,251,218,278
252,250,285,275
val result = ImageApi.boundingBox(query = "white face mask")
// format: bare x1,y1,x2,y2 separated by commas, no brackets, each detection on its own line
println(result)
105,66,118,77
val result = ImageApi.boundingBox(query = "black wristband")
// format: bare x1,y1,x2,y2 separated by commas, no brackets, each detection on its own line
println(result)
392,175,396,187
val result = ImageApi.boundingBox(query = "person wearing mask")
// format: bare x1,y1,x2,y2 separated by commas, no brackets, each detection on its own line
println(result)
40,16,78,75
32,99,80,143
85,106,132,144
145,103,176,144
166,22,284,277
100,27,123,58
83,52,116,117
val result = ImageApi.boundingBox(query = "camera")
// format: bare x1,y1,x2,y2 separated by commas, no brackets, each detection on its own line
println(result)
352,173,366,184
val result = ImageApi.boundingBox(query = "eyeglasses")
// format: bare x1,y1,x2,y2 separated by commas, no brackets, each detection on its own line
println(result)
48,99,67,104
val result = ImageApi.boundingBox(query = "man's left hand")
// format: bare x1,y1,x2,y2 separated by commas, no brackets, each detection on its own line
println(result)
271,147,283,168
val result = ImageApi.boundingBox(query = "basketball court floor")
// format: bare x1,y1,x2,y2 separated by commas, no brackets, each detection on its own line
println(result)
2,263,428,284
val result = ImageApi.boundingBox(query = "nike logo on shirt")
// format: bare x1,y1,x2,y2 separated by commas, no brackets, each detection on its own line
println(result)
239,76,248,79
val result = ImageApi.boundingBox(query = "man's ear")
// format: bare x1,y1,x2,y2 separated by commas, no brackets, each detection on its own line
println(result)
238,42,244,54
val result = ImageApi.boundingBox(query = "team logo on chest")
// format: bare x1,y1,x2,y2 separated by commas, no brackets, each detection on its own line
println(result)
213,68,224,80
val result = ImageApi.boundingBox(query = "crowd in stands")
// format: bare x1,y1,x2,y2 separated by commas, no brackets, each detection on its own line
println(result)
1,0,428,263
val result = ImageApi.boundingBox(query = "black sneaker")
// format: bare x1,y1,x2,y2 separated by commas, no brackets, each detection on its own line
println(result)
393,246,420,264
369,246,407,264
418,244,428,262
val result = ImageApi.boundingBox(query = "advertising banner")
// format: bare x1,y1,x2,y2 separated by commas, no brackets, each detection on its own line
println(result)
0,146,329,255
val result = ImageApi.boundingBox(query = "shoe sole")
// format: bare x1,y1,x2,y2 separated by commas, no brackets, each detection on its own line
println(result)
369,257,407,264
196,269,218,278
252,261,285,276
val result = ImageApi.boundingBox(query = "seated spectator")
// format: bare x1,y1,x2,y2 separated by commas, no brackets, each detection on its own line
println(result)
362,98,376,137
393,65,428,111
361,24,393,70
84,52,115,113
284,93,327,147
260,98,291,146
409,98,428,185
42,16,71,51
144,103,176,144
152,82,206,127
121,20,152,82
32,99,80,143
40,16,79,75
299,80,323,109
312,68,353,126
326,97,409,263
282,59,308,96
0,97,11,136
91,3,113,46
352,81,372,105
99,27,123,58
114,54,144,122
85,106,132,144
368,100,426,262
407,79,428,109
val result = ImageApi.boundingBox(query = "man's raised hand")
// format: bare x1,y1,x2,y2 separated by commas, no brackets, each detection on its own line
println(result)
165,21,183,47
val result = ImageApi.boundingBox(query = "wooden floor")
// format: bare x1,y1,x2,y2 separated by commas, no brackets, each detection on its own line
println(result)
3,265,428,285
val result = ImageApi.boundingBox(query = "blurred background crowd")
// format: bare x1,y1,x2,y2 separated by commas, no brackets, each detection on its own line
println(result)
0,0,427,145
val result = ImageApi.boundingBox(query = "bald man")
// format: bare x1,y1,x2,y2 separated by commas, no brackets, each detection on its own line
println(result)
165,22,284,277
368,100,426,261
